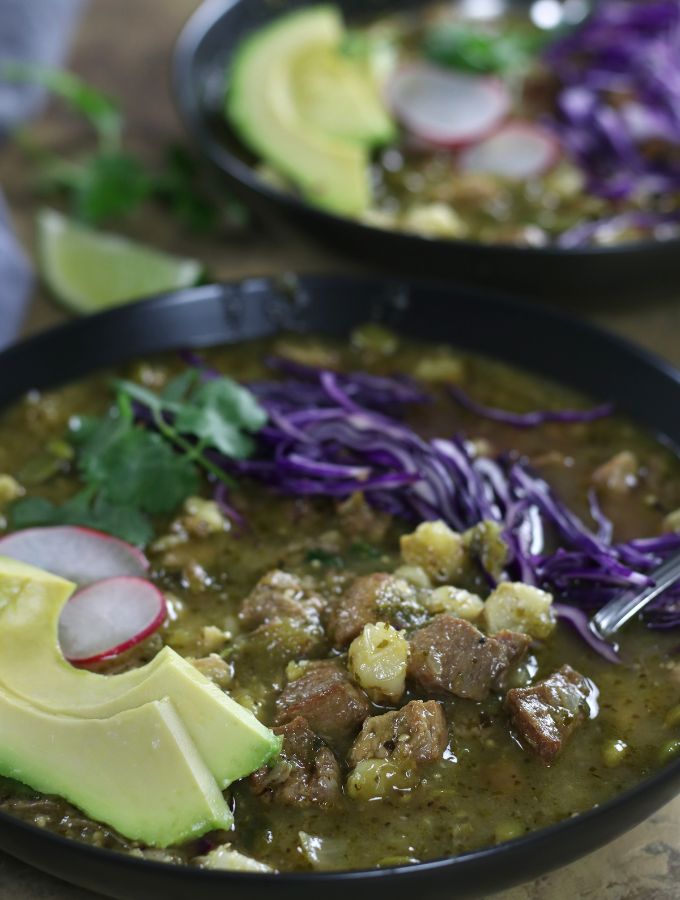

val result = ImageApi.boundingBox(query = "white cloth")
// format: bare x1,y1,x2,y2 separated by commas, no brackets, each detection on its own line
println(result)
0,0,85,345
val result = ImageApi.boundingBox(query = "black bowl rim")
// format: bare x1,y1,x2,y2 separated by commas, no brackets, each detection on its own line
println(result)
2,273,680,891
172,0,680,261
1,743,680,888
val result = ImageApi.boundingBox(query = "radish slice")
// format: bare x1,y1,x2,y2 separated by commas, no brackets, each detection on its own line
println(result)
0,526,149,585
59,576,166,664
388,64,510,148
459,121,560,179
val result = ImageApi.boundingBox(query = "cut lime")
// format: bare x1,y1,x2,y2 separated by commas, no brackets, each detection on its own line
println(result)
36,209,203,314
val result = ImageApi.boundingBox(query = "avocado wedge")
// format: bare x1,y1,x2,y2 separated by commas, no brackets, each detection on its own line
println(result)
0,557,280,790
0,693,232,846
227,6,395,215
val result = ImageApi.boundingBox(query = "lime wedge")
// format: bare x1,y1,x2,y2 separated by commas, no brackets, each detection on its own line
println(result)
36,209,203,313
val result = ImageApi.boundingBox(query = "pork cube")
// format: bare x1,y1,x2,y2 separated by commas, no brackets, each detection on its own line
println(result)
505,664,594,764
274,661,370,744
408,614,530,701
348,700,448,768
591,451,638,494
239,570,322,630
250,716,340,806
327,573,426,646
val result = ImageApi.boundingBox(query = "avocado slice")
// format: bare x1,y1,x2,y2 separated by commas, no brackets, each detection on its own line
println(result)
0,557,280,789
227,6,393,215
0,692,232,846
291,43,396,147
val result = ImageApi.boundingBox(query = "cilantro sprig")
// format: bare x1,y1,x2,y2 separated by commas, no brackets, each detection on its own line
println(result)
9,371,267,546
3,62,122,150
113,371,267,480
2,64,250,231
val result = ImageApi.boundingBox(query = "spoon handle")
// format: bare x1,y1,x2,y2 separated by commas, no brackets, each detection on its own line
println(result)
591,551,680,638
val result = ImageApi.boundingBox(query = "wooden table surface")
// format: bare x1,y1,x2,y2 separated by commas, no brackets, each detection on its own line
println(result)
2,1,680,897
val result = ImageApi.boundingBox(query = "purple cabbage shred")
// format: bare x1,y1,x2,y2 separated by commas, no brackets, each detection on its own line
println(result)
546,0,680,209
142,354,680,658
449,385,614,427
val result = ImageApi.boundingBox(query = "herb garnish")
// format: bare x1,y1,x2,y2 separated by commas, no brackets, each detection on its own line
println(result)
424,22,551,74
9,371,267,546
114,371,267,473
2,64,250,232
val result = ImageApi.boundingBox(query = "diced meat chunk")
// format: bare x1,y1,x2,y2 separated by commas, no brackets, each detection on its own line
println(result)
327,573,426,646
327,573,385,646
505,664,594,764
250,717,340,806
348,700,448,768
493,631,533,690
239,570,322,630
591,451,638,494
408,614,530,701
274,661,370,744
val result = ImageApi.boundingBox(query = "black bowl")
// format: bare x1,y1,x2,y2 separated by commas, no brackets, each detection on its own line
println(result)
2,274,680,898
172,0,680,299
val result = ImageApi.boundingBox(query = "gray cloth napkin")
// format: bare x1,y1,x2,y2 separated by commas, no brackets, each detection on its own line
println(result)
0,0,85,347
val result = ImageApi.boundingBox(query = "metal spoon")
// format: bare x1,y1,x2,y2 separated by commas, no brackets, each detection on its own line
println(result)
590,550,680,639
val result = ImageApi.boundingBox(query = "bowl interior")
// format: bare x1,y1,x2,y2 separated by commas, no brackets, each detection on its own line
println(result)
172,0,680,298
3,275,680,900
176,0,543,211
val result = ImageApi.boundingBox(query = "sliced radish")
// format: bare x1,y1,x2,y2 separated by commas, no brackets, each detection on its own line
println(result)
59,576,166,664
0,526,148,585
387,64,510,148
459,121,560,179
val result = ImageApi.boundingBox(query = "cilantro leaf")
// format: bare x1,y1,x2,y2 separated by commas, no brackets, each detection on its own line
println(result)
74,414,199,515
9,404,200,546
70,412,130,467
424,23,550,74
115,374,267,460
174,378,267,459
96,430,199,515
161,370,199,404
108,381,167,414
65,153,152,224
17,371,265,548
8,492,153,546
5,66,251,233
153,145,251,234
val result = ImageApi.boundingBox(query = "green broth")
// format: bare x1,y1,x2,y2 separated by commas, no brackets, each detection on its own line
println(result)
0,333,679,870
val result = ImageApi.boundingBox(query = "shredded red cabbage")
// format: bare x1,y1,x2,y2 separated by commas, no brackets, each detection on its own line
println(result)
552,603,622,663
546,0,680,204
138,355,680,658
557,211,680,249
450,385,614,427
